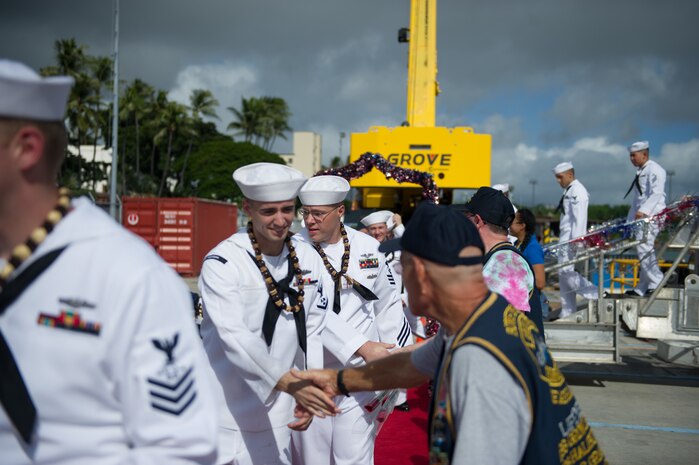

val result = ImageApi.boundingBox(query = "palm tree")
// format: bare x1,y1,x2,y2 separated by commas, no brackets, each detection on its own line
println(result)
148,90,170,178
43,38,87,77
227,96,261,143
260,96,292,151
88,55,113,190
41,38,90,188
227,96,292,151
120,79,154,177
190,89,219,120
65,74,97,188
179,89,220,189
155,101,188,196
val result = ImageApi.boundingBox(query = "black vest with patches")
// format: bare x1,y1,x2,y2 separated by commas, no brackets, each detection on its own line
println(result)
428,293,607,465
484,241,545,335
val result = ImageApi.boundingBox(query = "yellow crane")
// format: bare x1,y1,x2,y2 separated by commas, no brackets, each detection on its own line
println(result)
349,0,491,209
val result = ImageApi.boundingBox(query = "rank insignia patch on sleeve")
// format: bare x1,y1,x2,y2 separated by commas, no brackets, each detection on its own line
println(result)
148,333,197,416
204,254,227,264
386,266,396,286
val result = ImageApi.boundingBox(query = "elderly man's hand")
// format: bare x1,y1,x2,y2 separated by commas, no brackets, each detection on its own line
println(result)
356,340,395,363
290,368,341,399
276,371,339,418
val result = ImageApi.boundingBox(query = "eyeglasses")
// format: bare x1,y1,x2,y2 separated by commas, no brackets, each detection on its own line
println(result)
299,205,340,222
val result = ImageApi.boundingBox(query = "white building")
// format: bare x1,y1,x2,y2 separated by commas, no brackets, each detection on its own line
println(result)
280,131,322,178
67,144,113,193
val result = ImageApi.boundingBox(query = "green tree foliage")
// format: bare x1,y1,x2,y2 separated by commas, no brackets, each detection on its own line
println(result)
182,140,287,200
36,38,291,199
529,203,630,223
36,37,288,200
588,204,630,222
227,96,292,151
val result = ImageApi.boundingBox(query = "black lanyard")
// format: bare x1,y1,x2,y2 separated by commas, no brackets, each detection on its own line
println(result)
0,246,67,444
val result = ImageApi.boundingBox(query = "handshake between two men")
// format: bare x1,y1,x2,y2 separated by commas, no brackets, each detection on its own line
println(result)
281,346,426,430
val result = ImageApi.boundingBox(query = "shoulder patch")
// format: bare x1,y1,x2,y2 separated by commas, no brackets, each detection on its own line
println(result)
204,254,227,264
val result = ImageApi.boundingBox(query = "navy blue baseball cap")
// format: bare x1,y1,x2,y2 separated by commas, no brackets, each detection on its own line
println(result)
379,203,484,266
463,186,515,229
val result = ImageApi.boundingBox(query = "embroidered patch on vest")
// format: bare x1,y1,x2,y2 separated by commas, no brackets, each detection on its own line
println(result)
37,310,101,335
503,306,572,406
359,258,379,269
296,277,318,286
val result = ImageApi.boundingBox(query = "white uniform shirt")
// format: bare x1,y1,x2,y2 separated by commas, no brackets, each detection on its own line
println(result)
0,198,218,465
296,226,410,369
198,231,331,432
559,179,590,242
627,159,666,221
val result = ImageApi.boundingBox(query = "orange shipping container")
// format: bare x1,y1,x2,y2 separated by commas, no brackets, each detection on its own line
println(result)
122,197,237,276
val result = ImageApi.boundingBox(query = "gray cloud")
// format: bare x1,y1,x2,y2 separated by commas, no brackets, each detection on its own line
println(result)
2,0,697,205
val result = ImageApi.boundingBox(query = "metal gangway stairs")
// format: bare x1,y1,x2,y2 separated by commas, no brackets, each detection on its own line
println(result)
542,197,699,363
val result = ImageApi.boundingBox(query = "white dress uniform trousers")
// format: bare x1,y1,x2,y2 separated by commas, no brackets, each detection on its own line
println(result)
199,231,332,465
627,160,666,293
0,198,218,465
557,179,598,316
292,226,409,465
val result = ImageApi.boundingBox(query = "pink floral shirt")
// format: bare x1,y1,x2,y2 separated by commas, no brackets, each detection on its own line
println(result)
482,250,533,312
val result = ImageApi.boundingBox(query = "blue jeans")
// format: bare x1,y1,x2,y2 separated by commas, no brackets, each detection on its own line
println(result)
540,291,550,320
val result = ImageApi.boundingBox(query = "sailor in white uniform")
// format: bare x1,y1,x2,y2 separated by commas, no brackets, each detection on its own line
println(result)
360,210,405,242
361,210,424,342
293,176,410,465
625,141,666,296
198,163,337,465
0,59,218,465
553,162,597,317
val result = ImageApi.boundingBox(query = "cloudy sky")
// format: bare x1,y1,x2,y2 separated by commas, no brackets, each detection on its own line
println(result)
3,0,697,205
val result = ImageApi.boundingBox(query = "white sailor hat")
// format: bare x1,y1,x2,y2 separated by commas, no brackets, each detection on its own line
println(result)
0,59,74,121
298,175,349,205
233,162,306,202
628,141,649,152
553,162,574,174
491,183,510,193
361,210,393,227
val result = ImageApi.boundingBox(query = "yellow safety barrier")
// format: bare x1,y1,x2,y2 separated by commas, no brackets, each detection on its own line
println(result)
608,259,639,293
608,258,686,293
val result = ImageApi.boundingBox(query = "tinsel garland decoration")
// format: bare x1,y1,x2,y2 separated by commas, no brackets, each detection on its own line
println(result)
544,196,698,259
315,152,440,203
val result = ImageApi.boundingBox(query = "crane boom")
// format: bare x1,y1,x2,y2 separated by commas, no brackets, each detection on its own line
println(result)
406,0,439,127
349,0,491,209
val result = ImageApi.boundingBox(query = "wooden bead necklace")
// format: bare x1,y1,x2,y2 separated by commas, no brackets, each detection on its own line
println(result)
0,188,71,289
247,221,305,313
313,223,352,285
